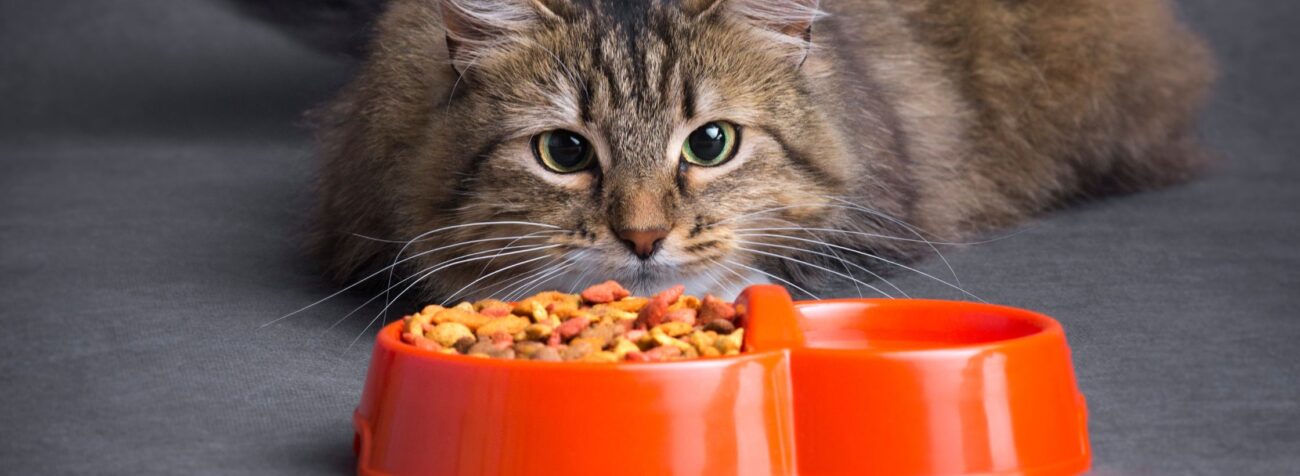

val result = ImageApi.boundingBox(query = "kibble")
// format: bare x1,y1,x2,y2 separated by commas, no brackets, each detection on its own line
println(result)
397,281,745,362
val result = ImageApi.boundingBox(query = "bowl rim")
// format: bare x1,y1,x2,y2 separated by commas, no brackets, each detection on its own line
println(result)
373,296,1067,367
791,297,1066,356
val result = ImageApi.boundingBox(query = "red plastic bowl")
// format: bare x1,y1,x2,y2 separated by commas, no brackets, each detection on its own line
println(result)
353,285,1090,475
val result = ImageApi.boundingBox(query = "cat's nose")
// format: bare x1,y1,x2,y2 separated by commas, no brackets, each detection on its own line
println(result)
616,228,669,260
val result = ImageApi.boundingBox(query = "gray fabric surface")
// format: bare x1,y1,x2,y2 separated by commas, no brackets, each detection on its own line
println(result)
1,1,1297,474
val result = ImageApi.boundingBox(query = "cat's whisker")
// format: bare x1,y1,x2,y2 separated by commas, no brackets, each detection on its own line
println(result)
735,245,894,298
718,200,966,288
318,243,560,337
721,258,821,300
735,237,909,298
472,255,567,302
442,250,569,305
502,261,571,303
469,249,587,303
820,195,963,286
739,232,985,302
498,251,583,303
469,230,565,284
731,227,999,246
348,252,557,351
706,258,751,292
261,232,557,329
377,239,556,310
737,215,868,299
508,259,580,302
566,254,597,293
697,264,725,296
383,222,560,309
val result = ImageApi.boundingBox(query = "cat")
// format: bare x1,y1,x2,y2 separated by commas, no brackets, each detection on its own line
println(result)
294,0,1213,302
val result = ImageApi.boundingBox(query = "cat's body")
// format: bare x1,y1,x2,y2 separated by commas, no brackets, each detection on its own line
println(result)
307,0,1212,300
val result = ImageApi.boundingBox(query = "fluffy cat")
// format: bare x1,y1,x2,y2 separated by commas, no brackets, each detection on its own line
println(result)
305,0,1213,301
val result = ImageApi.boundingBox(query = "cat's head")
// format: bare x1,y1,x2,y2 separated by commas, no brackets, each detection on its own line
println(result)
316,0,910,301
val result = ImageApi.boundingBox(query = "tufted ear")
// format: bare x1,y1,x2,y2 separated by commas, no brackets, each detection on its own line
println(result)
685,0,823,65
440,0,566,72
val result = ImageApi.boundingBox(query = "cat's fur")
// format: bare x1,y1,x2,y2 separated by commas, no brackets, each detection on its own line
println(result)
310,0,1213,300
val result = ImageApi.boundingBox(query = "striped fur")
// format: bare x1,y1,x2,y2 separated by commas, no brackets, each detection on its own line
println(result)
313,0,1213,299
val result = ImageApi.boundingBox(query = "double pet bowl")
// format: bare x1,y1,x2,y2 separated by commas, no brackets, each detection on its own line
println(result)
352,285,1091,475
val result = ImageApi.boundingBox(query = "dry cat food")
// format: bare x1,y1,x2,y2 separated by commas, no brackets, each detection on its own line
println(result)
399,281,744,362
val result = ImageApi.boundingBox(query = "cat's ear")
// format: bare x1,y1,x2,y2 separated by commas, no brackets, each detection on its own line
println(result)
685,0,823,65
439,0,567,72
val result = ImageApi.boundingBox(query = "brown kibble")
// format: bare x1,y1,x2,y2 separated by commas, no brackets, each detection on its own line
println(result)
400,282,746,362
561,341,594,361
514,341,546,359
580,280,632,304
703,319,736,335
532,347,562,361
467,341,497,356
698,294,737,325
428,322,474,348
468,341,515,359
453,336,476,354
578,322,618,348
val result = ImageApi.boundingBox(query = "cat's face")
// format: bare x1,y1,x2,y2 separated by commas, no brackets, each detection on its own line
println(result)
319,0,892,301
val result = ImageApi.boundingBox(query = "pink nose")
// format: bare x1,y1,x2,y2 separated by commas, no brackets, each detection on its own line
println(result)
616,228,669,260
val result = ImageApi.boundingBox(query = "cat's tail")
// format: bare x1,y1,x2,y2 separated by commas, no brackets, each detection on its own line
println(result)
220,0,390,57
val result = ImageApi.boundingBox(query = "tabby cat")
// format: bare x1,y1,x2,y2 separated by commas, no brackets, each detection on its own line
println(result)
307,0,1213,301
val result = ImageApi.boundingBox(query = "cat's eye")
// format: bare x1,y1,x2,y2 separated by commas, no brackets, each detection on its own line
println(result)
533,130,595,173
681,121,739,167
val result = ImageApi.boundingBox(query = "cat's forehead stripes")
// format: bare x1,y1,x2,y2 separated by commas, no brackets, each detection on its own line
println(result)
494,0,697,170
577,2,684,122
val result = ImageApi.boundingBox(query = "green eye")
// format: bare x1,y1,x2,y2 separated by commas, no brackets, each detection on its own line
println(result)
682,121,739,167
534,130,595,173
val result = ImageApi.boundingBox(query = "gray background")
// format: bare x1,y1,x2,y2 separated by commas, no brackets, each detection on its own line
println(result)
1,1,1297,474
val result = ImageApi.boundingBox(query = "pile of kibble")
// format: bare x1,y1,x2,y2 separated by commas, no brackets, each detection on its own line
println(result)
399,280,743,362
